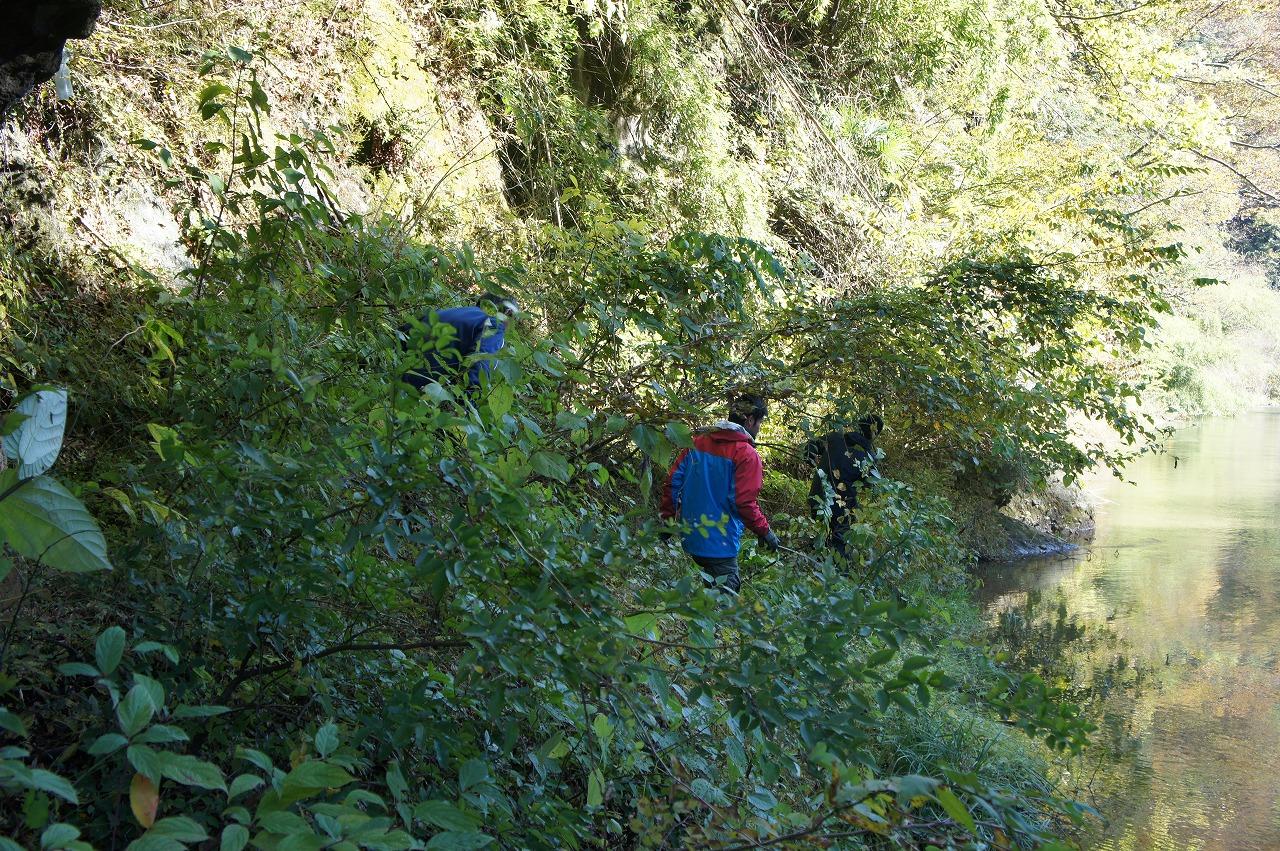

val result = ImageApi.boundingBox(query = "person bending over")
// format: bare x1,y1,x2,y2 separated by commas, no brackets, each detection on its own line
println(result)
401,293,519,390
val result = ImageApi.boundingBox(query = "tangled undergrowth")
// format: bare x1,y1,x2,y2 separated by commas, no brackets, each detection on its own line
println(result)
3,0,1280,847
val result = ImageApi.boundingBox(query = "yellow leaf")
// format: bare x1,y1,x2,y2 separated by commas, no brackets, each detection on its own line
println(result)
130,773,159,828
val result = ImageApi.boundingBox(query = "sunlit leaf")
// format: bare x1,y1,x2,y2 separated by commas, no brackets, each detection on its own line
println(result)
935,786,975,833
3,389,67,478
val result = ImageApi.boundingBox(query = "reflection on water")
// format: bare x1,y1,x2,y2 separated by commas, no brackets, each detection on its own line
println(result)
979,410,1280,851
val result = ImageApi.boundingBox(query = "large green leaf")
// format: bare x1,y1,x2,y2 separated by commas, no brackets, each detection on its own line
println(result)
88,734,129,756
424,833,492,851
148,818,208,842
281,760,354,792
0,471,111,573
136,725,189,745
126,817,208,850
530,451,571,483
227,773,264,801
96,626,126,675
586,768,604,807
159,753,226,791
935,786,976,833
219,825,249,851
0,708,26,736
630,423,670,463
415,801,479,832
125,836,184,851
313,723,338,758
487,384,513,419
2,389,67,478
664,421,694,448
128,745,163,783
218,824,248,849
40,823,80,850
117,684,158,736
258,811,310,834
457,759,487,791
29,768,79,803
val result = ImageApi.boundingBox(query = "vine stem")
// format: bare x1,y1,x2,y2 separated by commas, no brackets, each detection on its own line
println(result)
0,562,42,672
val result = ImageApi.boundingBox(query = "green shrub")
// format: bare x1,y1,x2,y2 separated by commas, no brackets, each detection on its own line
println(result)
0,49,1107,849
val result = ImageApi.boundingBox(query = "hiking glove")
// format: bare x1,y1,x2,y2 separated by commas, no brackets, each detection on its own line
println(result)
762,530,780,552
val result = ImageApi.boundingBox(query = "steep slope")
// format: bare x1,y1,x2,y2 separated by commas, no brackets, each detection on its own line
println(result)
1,0,1279,848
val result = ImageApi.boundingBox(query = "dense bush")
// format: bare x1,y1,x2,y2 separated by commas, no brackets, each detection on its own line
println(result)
0,50,1114,849
3,0,1278,845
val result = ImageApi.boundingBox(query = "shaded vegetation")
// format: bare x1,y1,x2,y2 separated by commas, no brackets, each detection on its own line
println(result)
2,0,1280,847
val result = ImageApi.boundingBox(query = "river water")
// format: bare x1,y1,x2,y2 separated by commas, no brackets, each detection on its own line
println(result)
978,410,1280,850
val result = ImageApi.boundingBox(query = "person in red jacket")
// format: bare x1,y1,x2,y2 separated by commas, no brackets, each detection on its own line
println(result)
660,395,780,593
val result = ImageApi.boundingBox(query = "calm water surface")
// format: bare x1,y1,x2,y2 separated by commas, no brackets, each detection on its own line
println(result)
979,410,1280,850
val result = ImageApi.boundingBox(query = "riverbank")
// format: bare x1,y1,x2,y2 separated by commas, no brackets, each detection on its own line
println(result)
977,411,1280,850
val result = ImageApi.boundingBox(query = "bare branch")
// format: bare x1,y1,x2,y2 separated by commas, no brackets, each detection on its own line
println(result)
1232,140,1280,151
219,636,469,704
1050,0,1162,21
1127,189,1205,216
1188,148,1278,201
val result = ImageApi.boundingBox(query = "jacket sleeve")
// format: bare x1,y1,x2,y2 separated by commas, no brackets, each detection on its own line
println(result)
803,437,823,469
733,445,771,537
660,449,690,520
848,434,880,482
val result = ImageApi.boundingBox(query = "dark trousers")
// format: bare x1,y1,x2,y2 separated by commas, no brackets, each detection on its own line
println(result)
829,518,852,560
691,554,740,594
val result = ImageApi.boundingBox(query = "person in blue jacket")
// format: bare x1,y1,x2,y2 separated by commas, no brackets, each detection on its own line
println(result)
401,294,519,390
660,395,780,594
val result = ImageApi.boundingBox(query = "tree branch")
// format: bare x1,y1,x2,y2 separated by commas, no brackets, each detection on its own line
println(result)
1232,140,1280,151
219,636,469,704
1126,189,1204,216
1189,148,1278,201
1050,0,1161,21
711,788,893,851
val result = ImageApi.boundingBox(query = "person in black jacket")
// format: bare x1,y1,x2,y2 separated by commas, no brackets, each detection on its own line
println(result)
804,414,882,558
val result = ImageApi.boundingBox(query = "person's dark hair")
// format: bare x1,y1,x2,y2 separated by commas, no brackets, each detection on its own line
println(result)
857,413,884,441
728,394,768,426
478,292,519,317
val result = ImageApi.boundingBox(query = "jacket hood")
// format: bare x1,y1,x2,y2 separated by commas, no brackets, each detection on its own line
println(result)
697,420,756,443
846,432,874,453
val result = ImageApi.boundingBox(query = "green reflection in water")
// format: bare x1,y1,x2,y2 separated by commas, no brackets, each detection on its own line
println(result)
979,411,1280,851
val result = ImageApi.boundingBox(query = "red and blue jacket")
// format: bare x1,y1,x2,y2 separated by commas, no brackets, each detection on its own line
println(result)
660,422,772,558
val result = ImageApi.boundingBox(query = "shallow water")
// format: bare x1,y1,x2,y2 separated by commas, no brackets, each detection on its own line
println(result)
978,410,1280,850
